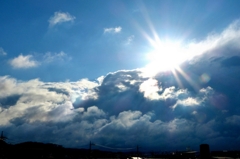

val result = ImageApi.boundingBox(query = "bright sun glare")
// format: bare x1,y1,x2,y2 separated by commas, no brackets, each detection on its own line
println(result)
142,36,204,91
144,39,191,76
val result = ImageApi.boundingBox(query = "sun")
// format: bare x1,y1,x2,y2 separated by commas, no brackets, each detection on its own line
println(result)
143,39,190,76
147,40,185,70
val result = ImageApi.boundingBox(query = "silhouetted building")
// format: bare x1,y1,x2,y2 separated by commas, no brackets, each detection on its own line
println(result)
200,144,210,159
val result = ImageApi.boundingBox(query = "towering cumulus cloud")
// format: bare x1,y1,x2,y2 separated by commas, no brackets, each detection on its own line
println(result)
1,20,240,151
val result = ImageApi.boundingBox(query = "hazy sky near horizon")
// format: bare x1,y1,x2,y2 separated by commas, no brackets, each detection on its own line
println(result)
1,0,240,151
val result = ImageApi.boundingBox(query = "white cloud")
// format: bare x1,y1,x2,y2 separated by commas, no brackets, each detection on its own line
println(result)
0,47,7,56
159,86,176,100
97,76,104,85
115,83,128,92
170,87,213,109
117,110,142,127
9,54,39,69
9,51,71,69
104,26,122,34
49,11,75,27
186,19,240,63
126,35,135,45
173,97,200,109
0,76,99,125
82,106,106,119
72,78,99,100
43,51,70,63
139,78,162,100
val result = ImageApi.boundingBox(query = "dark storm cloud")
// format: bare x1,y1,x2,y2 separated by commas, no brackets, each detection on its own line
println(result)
2,20,240,150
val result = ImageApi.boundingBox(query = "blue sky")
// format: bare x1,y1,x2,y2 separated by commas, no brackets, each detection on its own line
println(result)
1,0,240,81
1,0,240,151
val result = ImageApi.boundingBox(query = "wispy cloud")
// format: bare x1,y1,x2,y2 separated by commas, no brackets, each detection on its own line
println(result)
48,11,75,27
126,35,134,45
104,26,122,34
9,54,39,69
9,51,71,69
0,47,7,56
43,51,71,63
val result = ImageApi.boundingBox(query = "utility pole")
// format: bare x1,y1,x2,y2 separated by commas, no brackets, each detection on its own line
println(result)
89,141,95,159
136,145,140,159
0,131,7,141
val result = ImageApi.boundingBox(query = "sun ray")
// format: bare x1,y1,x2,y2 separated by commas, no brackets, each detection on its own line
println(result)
138,5,204,92
175,66,200,91
171,68,184,88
